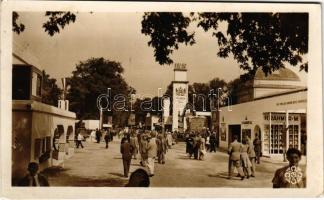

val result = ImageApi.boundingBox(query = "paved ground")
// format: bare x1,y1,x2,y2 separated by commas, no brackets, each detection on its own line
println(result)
43,137,305,187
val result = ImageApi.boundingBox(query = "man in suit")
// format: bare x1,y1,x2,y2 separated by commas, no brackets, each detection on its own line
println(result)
253,135,262,164
120,137,133,177
104,130,110,149
156,133,166,164
209,132,217,152
146,132,157,177
139,133,148,167
228,135,245,180
18,162,49,186
129,133,139,159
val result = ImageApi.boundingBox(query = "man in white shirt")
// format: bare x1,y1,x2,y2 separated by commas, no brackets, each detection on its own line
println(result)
76,132,84,148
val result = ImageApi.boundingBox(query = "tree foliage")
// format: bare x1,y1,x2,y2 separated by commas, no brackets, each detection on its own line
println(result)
41,70,62,106
226,77,246,105
141,12,195,65
12,12,25,34
67,57,134,126
43,11,76,36
142,12,308,75
12,11,76,36
133,97,163,125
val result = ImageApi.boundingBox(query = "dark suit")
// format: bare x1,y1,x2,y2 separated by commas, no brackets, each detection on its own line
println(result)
121,142,133,177
18,174,49,186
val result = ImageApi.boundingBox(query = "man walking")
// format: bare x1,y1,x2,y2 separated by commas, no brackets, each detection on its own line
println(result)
146,132,157,176
76,131,84,149
156,133,166,164
166,132,173,149
129,133,139,159
104,130,110,149
209,132,217,152
228,135,245,180
253,135,262,164
193,134,201,160
120,137,133,178
95,128,101,143
139,133,148,167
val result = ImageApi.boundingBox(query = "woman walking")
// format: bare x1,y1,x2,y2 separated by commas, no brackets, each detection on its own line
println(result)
241,138,252,178
199,136,206,160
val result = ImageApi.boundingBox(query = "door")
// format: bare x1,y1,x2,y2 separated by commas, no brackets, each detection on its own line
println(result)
228,124,241,146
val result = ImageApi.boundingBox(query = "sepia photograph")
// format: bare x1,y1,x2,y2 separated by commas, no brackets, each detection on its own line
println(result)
0,1,323,198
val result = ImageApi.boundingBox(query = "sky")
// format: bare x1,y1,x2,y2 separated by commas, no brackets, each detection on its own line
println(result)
13,12,307,97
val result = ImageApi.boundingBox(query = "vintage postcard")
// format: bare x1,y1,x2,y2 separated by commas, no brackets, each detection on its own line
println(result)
0,1,323,198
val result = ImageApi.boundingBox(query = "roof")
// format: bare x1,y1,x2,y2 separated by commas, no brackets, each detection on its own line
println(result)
13,41,43,69
12,100,76,119
254,68,301,81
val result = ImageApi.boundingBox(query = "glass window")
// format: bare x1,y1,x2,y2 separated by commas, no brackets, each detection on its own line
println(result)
270,125,285,154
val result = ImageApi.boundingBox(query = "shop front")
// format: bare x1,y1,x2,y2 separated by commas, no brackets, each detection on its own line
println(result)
217,88,307,158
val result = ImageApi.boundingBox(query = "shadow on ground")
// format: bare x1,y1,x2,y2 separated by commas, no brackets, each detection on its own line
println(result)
43,166,127,187
109,172,125,178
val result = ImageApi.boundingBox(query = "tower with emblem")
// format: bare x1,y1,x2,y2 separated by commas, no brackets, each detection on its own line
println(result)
172,63,189,132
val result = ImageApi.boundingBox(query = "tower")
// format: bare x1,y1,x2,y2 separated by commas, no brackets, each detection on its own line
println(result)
172,63,189,132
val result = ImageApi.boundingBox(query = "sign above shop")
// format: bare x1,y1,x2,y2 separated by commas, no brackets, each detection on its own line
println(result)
276,99,307,106
263,113,300,123
242,120,252,125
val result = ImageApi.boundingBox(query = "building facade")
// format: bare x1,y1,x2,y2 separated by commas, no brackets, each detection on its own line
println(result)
217,68,307,158
12,43,76,184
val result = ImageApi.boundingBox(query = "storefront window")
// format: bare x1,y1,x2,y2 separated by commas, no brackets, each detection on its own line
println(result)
270,125,284,154
289,125,299,149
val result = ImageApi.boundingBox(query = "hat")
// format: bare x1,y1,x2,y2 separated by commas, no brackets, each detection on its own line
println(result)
125,168,150,187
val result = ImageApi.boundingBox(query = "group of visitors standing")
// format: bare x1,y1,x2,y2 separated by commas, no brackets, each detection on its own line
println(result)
227,135,261,180
185,130,217,160
120,130,173,178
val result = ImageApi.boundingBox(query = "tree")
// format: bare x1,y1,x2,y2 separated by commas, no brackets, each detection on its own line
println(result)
226,77,249,105
190,82,210,111
67,57,134,126
13,11,76,36
133,96,163,125
41,70,62,106
141,12,308,75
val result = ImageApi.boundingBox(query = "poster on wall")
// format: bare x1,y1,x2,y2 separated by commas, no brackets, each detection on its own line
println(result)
220,123,226,141
242,129,251,140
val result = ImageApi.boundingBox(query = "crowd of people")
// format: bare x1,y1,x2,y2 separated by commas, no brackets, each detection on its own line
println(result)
119,129,176,178
185,129,218,160
16,127,305,188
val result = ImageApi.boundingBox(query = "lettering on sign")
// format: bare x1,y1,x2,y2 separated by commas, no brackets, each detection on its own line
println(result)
242,121,252,125
263,113,299,122
276,99,307,106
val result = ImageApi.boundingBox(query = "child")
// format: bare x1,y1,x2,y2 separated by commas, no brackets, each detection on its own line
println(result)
272,148,306,188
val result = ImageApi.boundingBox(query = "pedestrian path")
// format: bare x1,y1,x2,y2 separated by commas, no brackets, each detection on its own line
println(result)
43,138,304,187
